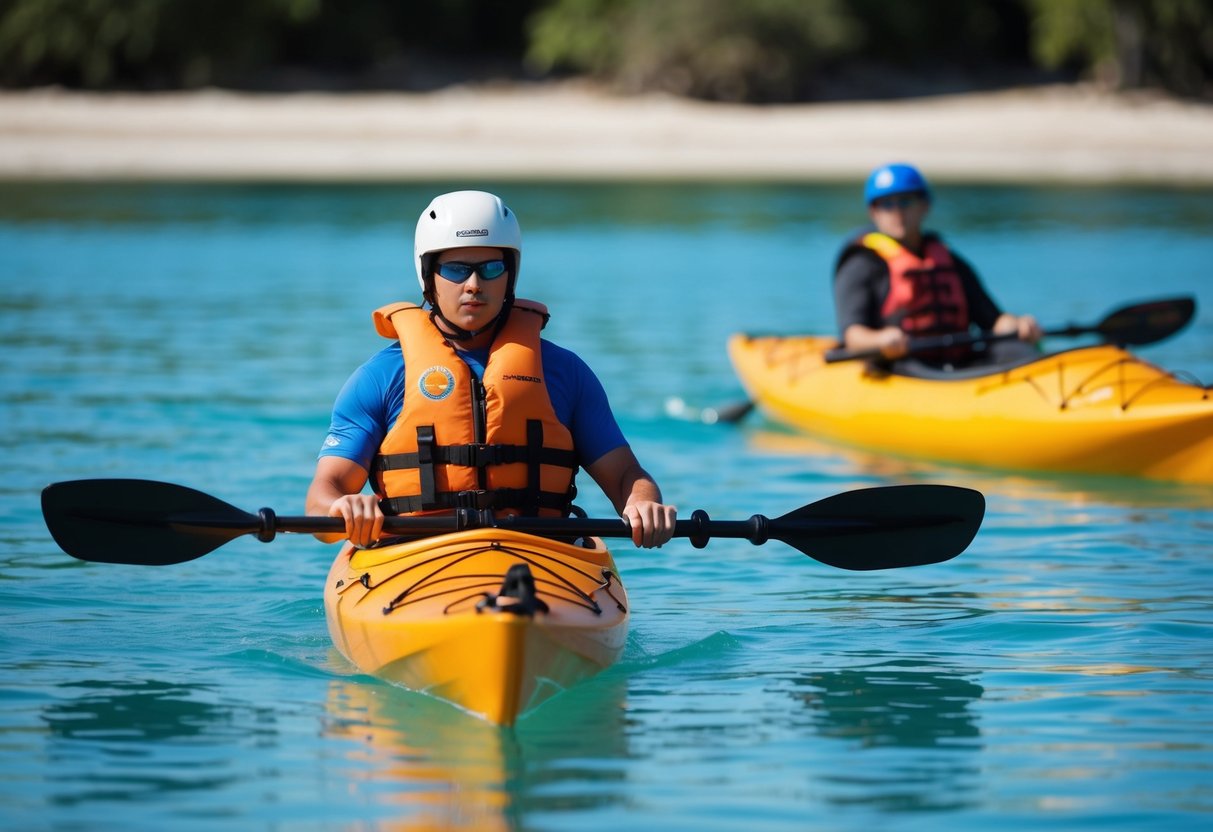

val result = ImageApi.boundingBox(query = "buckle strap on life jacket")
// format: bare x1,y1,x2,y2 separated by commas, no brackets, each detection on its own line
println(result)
524,420,543,515
372,443,577,473
375,418,578,517
415,425,438,512
380,488,573,515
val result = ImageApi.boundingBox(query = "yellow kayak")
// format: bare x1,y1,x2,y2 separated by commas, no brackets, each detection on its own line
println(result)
728,334,1213,484
323,528,628,726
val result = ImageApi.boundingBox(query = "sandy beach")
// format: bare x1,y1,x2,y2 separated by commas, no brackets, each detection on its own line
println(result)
2,82,1211,184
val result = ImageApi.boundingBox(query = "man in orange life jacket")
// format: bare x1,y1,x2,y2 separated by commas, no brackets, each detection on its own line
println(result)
306,190,677,549
834,163,1042,367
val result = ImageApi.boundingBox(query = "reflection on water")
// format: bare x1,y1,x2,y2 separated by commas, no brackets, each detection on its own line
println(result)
42,679,243,743
39,679,250,806
322,670,632,831
35,671,634,828
326,682,516,832
790,658,985,813
791,660,984,749
745,427,1213,509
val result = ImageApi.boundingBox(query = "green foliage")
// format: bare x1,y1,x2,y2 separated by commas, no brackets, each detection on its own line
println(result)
527,0,861,101
526,0,622,79
0,0,328,88
0,0,541,90
0,0,1208,99
1028,0,1114,70
0,0,161,87
1027,0,1213,95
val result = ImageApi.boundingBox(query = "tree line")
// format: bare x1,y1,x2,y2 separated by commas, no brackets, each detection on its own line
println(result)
1,0,1208,101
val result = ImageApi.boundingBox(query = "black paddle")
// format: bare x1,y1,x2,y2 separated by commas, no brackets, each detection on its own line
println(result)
712,296,1196,422
823,295,1195,364
41,479,985,572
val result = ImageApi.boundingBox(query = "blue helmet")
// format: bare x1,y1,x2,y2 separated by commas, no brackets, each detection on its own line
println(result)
864,163,931,204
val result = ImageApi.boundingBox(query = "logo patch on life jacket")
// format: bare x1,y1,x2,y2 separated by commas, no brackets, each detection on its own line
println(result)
419,365,456,400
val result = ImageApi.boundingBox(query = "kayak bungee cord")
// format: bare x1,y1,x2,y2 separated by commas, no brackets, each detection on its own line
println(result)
344,540,621,617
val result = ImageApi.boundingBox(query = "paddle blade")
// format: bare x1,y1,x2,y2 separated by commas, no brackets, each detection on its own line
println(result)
772,485,985,570
706,399,755,425
1094,296,1195,346
42,479,259,565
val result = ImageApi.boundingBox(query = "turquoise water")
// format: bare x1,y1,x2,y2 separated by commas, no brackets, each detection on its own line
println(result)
3,182,1213,831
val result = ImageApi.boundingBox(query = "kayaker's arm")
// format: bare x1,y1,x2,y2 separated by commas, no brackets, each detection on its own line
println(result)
305,456,384,546
584,446,677,549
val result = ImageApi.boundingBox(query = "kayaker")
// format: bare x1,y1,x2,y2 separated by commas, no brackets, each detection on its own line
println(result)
306,190,677,549
833,162,1042,367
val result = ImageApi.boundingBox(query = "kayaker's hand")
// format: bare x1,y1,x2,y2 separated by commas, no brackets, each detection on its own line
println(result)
328,493,384,549
875,326,909,359
1017,314,1042,343
622,500,677,549
993,313,1042,344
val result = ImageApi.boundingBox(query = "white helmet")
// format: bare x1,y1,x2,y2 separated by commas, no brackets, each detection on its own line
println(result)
414,190,522,294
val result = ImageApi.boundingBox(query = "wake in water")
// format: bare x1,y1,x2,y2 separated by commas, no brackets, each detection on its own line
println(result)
663,396,753,426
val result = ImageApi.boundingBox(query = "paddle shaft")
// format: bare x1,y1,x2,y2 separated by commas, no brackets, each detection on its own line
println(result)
826,325,1052,364
193,507,882,549
823,296,1194,364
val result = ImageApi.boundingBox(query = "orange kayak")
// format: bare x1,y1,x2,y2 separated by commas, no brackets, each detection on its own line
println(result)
323,528,628,726
728,334,1213,484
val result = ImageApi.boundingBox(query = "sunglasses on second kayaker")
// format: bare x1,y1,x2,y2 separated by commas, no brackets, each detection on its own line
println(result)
434,259,509,283
871,194,924,211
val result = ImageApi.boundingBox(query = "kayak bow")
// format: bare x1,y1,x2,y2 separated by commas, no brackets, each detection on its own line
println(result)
324,528,627,726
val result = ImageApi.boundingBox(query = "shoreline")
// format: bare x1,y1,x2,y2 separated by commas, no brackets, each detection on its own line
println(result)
2,83,1212,185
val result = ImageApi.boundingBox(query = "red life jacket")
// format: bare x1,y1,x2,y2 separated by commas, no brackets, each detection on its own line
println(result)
861,232,970,334
370,299,577,518
860,232,971,362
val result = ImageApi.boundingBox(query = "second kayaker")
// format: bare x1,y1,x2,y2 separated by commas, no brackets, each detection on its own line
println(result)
306,190,676,550
833,162,1042,367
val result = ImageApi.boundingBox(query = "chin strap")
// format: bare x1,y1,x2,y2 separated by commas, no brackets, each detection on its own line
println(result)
428,308,479,341
428,297,514,342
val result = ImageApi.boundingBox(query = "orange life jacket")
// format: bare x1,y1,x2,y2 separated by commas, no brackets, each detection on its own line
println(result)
370,300,577,517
